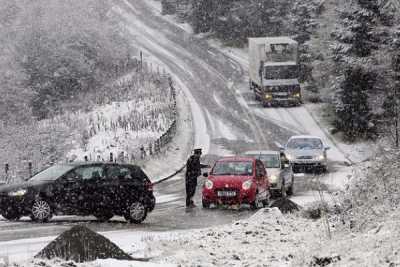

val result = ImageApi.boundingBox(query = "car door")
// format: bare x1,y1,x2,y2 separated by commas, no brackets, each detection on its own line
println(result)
99,164,135,211
54,167,85,213
76,164,106,213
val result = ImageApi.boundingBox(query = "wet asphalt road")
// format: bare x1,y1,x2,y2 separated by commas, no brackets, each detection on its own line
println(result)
0,0,341,242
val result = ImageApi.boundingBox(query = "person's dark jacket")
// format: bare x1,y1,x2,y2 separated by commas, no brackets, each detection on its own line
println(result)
185,155,208,180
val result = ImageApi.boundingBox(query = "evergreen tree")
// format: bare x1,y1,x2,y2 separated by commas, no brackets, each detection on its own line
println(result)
350,10,375,57
335,66,376,140
383,52,400,147
191,0,213,33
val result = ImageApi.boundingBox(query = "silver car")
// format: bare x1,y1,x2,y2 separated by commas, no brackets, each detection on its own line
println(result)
244,150,294,196
281,135,330,173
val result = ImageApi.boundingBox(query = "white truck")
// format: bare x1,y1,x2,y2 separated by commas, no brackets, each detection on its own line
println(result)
249,37,302,107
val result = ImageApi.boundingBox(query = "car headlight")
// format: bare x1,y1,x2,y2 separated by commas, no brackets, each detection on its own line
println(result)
269,175,278,183
8,189,27,197
265,94,272,99
242,180,253,190
285,154,293,161
205,179,213,190
293,93,301,98
316,155,325,160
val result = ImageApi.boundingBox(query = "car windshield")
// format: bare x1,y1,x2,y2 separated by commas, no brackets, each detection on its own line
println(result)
29,165,76,181
287,138,323,150
247,154,280,168
211,161,253,176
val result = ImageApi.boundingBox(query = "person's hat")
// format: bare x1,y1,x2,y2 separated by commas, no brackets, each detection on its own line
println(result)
194,148,202,154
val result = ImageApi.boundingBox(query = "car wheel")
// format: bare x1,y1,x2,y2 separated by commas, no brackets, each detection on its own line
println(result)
1,210,21,221
31,199,52,223
202,200,211,208
286,185,294,196
124,201,147,224
280,181,286,197
94,212,114,222
250,191,264,210
262,191,271,207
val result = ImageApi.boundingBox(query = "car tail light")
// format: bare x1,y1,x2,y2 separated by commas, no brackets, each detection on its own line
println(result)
145,181,153,192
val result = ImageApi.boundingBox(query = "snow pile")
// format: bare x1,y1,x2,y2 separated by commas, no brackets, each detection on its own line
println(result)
35,225,133,262
150,208,322,267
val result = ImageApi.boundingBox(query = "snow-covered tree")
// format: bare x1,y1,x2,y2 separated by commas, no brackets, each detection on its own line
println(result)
335,66,376,140
382,53,400,147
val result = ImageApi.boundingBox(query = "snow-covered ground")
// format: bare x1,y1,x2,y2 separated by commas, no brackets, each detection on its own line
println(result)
0,208,329,267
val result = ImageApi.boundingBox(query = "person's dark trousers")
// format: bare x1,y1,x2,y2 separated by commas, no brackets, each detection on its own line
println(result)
185,178,197,207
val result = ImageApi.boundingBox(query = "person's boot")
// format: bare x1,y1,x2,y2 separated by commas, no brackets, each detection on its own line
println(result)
189,201,197,208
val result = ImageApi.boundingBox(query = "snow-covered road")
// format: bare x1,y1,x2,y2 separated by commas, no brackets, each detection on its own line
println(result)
0,0,354,261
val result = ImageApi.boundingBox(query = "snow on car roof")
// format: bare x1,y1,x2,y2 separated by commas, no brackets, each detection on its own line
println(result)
288,135,323,140
244,150,280,155
218,156,255,162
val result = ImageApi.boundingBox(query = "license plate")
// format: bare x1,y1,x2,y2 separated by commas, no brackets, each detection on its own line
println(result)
217,191,236,197
273,92,288,96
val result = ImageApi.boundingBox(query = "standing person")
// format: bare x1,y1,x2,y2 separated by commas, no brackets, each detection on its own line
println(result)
185,148,208,208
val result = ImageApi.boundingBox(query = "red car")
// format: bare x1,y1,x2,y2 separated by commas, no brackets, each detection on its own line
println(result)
202,157,270,209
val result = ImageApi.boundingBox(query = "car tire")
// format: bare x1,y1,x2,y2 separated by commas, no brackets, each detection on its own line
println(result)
124,201,147,224
1,210,21,221
278,179,287,197
94,212,114,222
30,199,52,223
286,185,294,196
202,200,211,208
251,191,266,210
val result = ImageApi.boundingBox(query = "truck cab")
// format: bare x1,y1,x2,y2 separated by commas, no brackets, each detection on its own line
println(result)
249,37,302,107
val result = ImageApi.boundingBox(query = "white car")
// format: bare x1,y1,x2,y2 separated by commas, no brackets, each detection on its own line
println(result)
280,135,330,173
244,150,294,196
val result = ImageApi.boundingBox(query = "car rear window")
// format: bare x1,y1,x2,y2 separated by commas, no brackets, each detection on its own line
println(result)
247,154,280,168
130,166,150,182
211,161,253,176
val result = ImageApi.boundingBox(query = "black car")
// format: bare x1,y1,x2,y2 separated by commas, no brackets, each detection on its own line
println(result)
0,162,155,223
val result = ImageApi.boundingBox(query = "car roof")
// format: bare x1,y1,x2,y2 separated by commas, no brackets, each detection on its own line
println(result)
217,156,255,162
244,150,280,155
288,135,322,140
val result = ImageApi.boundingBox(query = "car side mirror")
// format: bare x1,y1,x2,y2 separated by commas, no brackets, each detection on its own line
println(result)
203,172,209,178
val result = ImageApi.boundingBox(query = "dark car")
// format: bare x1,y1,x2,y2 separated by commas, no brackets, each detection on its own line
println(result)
0,162,155,224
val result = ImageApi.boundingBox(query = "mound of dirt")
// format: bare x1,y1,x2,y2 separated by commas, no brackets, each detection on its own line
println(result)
270,197,300,214
35,225,133,262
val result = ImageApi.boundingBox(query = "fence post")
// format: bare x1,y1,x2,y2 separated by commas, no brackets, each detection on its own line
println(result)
4,163,9,184
110,152,114,162
140,51,143,71
28,161,33,178
84,155,88,162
